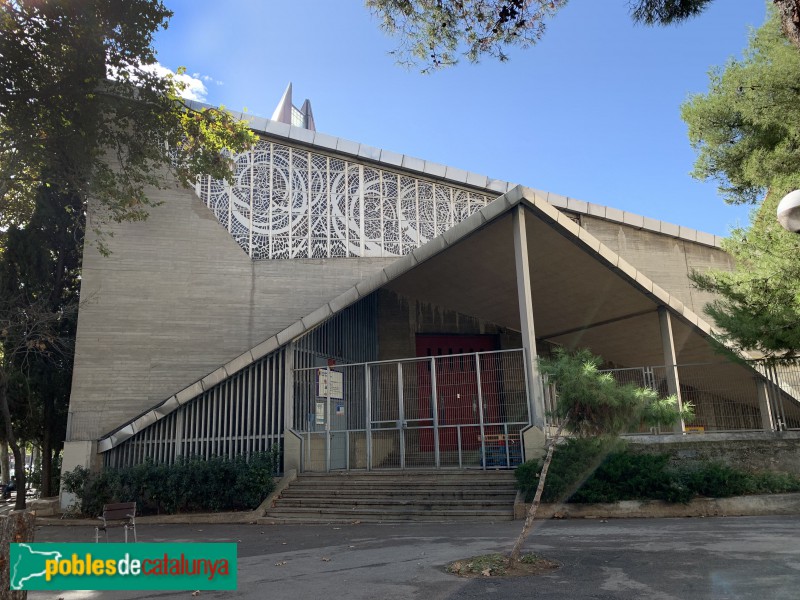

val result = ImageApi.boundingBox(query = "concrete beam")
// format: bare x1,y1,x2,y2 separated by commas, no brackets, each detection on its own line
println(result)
513,206,545,429
658,307,685,433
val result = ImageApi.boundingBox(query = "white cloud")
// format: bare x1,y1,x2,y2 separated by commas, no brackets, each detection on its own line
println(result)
196,73,223,86
141,63,209,102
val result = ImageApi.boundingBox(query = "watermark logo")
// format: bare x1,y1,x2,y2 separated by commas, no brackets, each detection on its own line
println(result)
10,543,237,591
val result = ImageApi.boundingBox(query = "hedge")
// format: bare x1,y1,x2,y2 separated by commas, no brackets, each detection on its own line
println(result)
515,438,800,504
61,449,279,517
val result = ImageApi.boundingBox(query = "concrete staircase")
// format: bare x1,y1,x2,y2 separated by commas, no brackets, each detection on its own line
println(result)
258,470,518,524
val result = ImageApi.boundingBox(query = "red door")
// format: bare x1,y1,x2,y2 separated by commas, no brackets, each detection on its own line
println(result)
415,335,500,452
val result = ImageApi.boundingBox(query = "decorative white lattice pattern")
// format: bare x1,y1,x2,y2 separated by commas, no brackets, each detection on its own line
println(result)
194,140,494,259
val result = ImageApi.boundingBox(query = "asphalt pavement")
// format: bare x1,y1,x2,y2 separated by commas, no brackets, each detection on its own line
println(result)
25,515,800,600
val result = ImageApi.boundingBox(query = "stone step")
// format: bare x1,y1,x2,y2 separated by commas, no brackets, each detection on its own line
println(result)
260,507,513,522
257,514,512,524
296,470,516,477
284,475,516,487
278,490,517,499
275,498,512,508
282,482,517,491
265,470,518,523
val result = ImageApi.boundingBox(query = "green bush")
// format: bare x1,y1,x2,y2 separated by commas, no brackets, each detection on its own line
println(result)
61,448,280,517
515,443,800,505
679,463,800,498
571,452,692,504
749,470,800,494
515,437,621,503
678,463,754,498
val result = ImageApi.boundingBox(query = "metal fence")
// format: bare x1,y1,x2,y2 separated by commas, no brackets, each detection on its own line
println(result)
542,360,800,435
596,361,800,434
293,349,530,471
103,348,286,468
752,360,800,430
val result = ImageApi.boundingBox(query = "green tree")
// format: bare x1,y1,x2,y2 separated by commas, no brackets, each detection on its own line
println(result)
0,276,75,510
0,0,256,509
691,199,800,359
367,1,800,71
510,348,689,561
682,8,800,206
365,0,568,71
682,8,800,359
0,0,255,246
0,184,82,499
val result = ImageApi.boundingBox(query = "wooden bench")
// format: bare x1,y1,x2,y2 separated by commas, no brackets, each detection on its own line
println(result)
95,502,137,543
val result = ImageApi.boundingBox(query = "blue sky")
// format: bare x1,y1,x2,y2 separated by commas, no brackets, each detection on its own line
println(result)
154,1,768,236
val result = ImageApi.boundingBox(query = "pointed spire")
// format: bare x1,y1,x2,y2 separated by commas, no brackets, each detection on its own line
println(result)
270,83,293,125
300,99,315,132
270,83,317,130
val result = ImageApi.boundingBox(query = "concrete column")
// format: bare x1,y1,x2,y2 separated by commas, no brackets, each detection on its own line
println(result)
512,206,545,429
658,307,685,433
756,380,776,431
59,440,97,510
283,343,295,433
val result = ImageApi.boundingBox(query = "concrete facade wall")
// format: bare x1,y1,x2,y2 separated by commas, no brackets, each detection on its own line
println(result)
580,215,734,318
69,176,736,448
69,183,395,441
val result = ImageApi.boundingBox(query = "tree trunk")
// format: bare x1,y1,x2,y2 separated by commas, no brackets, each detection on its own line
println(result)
0,441,8,486
40,431,52,498
0,510,36,599
0,377,26,511
9,445,25,512
510,417,569,562
775,0,800,49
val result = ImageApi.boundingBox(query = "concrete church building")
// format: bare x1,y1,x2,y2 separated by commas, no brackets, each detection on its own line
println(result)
62,85,799,491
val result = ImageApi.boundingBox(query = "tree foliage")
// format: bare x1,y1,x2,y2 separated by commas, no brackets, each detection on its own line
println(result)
542,348,691,436
682,7,800,205
367,1,800,71
366,0,567,70
631,1,800,50
692,197,800,359
0,183,82,498
684,8,800,359
0,0,255,249
0,0,256,506
630,0,716,26
0,184,83,505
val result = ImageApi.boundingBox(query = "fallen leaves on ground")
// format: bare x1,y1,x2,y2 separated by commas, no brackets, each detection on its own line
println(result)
446,553,560,578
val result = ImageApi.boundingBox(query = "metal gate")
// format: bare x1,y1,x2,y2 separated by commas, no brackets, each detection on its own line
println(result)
293,349,531,471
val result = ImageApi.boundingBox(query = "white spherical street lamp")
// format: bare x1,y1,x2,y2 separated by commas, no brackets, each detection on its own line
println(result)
777,190,800,233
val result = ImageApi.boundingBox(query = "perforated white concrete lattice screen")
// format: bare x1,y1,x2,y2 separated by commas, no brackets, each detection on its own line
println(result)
194,140,493,259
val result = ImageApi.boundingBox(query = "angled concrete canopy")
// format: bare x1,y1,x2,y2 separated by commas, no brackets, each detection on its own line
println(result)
98,186,750,453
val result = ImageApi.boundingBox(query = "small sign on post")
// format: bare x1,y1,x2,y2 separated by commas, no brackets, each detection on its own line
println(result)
315,402,325,425
318,369,344,399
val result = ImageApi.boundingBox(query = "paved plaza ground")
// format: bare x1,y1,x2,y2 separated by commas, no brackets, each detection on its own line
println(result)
20,515,800,599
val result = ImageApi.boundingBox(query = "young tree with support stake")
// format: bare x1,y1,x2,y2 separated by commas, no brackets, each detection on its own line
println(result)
509,348,691,562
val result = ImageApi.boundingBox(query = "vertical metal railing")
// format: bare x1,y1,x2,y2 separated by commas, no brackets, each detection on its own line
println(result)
590,361,800,435
103,348,286,469
752,360,800,430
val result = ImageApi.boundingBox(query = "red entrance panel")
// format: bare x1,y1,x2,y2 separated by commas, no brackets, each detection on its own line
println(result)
415,335,500,452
